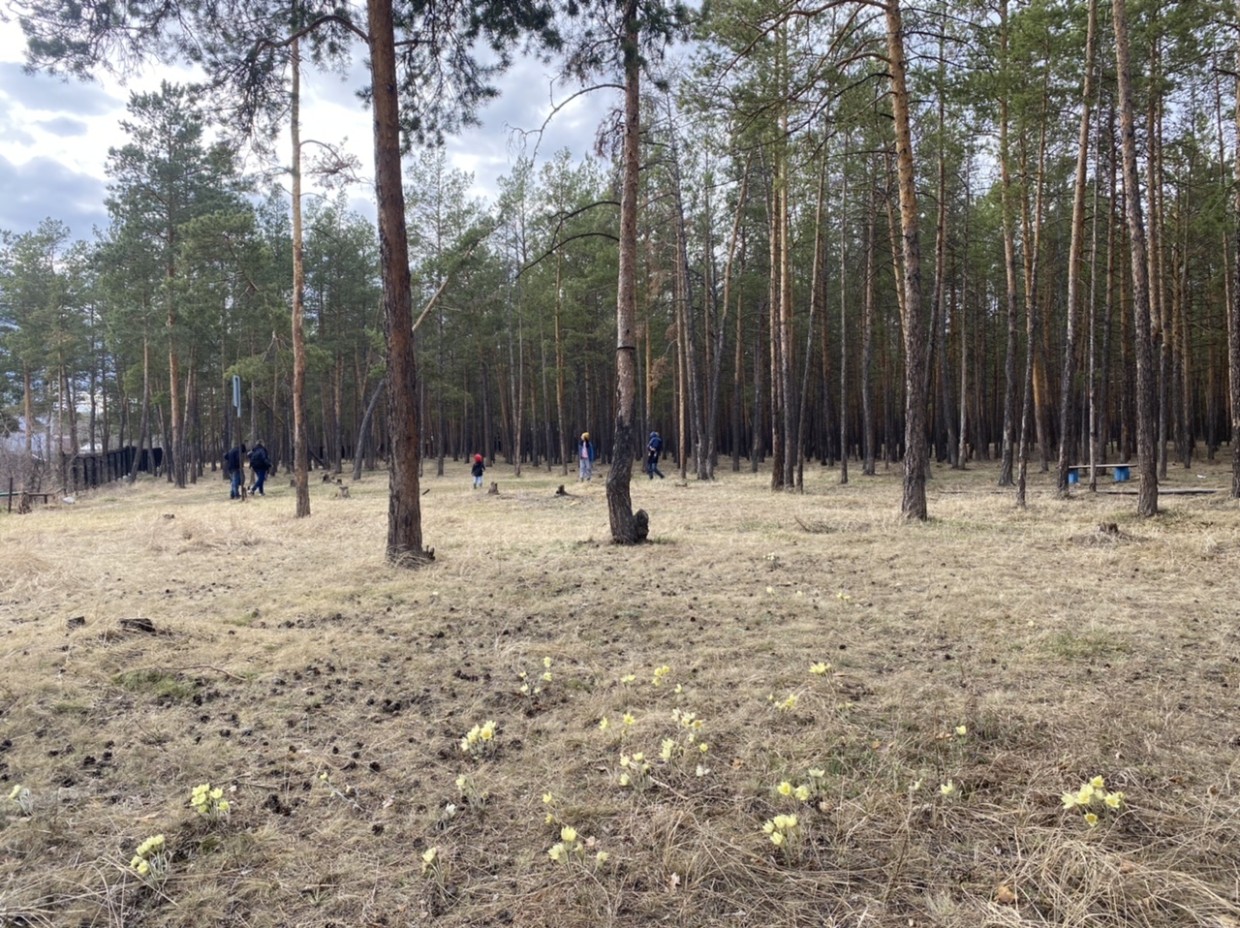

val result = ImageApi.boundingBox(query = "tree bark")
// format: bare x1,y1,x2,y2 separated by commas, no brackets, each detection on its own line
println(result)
1112,0,1159,516
606,0,644,543
997,0,1019,487
368,0,431,563
886,0,930,520
1231,0,1240,498
1056,0,1098,494
291,36,311,518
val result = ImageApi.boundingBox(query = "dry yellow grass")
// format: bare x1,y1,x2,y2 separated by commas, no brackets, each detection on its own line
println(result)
1,458,1239,927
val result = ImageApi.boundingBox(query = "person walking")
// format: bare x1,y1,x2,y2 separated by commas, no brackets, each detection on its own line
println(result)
646,431,665,479
471,453,486,489
224,442,247,499
578,432,596,482
248,440,271,496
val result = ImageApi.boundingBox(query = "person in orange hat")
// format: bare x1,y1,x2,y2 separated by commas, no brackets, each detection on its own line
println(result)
471,453,486,489
577,432,596,482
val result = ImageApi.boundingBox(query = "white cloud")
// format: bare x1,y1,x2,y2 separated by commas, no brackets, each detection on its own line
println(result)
0,25,609,237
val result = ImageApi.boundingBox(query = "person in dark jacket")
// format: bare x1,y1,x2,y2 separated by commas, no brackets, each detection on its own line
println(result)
248,441,271,496
224,442,247,499
646,431,665,479
471,453,485,489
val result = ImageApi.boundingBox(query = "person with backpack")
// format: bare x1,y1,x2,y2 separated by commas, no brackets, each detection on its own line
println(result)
248,441,271,496
224,442,247,499
646,431,665,479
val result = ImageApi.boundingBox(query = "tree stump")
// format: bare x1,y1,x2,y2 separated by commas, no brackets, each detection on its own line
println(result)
634,509,649,542
488,482,499,495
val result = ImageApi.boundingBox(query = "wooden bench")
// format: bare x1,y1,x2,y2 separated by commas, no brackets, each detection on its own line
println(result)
2,491,53,513
1067,464,1130,484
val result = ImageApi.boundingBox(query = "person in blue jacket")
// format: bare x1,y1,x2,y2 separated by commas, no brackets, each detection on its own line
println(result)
646,431,665,479
578,432,596,482
224,442,246,499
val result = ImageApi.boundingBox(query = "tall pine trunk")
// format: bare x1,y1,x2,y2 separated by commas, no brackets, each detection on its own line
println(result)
607,0,644,543
368,0,430,562
1113,0,1159,516
886,0,930,520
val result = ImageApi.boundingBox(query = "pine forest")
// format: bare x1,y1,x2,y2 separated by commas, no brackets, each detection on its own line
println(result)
3,0,1239,530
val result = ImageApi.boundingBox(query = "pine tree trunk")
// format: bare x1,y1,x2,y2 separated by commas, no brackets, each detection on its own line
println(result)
1113,0,1159,516
1057,0,1098,493
1231,0,1240,498
368,0,430,562
291,37,311,518
607,0,644,543
997,0,1018,487
886,0,930,520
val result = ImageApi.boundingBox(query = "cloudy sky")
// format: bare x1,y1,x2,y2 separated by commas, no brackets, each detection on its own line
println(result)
0,21,608,240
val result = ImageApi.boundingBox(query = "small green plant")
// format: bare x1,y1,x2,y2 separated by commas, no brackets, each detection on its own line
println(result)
459,720,498,757
130,834,169,885
7,783,33,816
318,770,359,808
1061,775,1124,827
420,846,449,898
455,773,488,809
189,782,231,822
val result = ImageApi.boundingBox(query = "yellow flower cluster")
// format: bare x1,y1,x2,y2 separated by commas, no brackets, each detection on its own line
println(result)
775,780,813,802
459,720,498,755
1061,775,1124,826
809,662,831,676
421,846,438,873
769,692,798,712
455,773,488,808
618,752,651,789
7,784,32,815
548,825,609,868
130,834,167,881
519,656,555,697
189,782,231,821
652,665,672,687
762,813,800,854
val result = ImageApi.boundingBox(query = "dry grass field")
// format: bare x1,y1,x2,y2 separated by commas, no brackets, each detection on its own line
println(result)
2,456,1239,928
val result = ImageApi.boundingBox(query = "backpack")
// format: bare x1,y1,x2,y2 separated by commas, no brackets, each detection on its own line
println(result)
251,447,269,471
